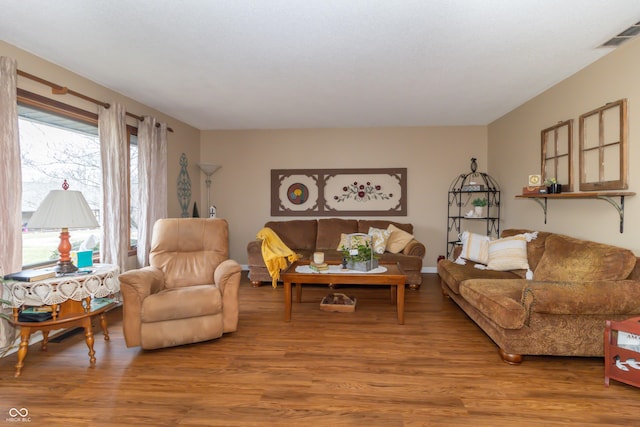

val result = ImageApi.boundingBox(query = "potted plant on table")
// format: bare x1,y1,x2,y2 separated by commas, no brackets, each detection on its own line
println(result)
471,198,488,217
340,234,379,272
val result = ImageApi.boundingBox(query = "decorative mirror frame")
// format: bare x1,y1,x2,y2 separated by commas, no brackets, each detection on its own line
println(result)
579,99,628,191
541,119,573,192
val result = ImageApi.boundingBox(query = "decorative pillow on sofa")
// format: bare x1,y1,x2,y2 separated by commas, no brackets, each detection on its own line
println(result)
337,233,370,251
386,224,414,254
368,227,391,254
458,231,490,264
486,235,530,271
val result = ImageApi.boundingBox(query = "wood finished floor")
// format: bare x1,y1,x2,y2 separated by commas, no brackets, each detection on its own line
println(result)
1,273,638,427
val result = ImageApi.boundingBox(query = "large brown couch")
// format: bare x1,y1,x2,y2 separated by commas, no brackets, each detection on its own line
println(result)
247,218,426,289
438,229,640,364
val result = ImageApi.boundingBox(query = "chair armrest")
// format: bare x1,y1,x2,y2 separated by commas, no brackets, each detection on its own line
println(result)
214,259,242,293
525,280,640,315
119,266,165,301
118,266,165,347
402,239,426,258
214,259,242,333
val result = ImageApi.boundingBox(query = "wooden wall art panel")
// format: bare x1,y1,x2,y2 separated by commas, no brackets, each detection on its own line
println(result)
271,168,407,216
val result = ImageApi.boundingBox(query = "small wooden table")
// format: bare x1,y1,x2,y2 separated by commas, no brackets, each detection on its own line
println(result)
9,299,117,377
281,261,407,324
3,264,120,377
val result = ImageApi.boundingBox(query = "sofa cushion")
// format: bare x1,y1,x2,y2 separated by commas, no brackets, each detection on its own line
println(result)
437,259,521,295
265,220,317,251
379,251,422,271
459,279,529,329
533,234,636,281
386,224,414,253
358,220,413,235
525,280,640,315
486,235,529,271
316,218,358,251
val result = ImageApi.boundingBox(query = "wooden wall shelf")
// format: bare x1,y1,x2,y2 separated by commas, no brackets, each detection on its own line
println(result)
515,191,635,233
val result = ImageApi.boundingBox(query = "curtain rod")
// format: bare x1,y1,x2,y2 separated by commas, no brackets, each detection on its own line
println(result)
17,69,174,132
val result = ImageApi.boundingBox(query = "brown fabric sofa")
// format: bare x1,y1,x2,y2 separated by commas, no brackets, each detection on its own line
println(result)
437,229,640,364
247,218,426,289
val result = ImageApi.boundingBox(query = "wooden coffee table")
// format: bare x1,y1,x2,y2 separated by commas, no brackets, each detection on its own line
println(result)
281,261,407,324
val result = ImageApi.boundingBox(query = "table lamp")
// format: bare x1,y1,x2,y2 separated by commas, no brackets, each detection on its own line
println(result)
27,180,100,274
198,163,221,218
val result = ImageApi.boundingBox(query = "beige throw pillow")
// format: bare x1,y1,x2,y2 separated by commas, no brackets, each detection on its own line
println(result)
459,231,490,264
386,224,414,254
368,227,391,254
337,233,369,251
486,235,529,271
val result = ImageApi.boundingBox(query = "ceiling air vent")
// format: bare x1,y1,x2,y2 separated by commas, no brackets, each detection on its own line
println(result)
600,21,640,48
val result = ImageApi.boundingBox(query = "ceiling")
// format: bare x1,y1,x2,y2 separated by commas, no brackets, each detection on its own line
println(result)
2,1,640,131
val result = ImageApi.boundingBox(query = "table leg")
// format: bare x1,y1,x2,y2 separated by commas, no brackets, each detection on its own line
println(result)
99,313,110,341
284,281,292,322
82,319,96,365
396,282,405,325
296,283,302,303
41,330,49,351
390,285,397,304
15,327,31,377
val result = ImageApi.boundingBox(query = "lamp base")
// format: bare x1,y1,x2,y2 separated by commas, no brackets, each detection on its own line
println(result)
56,227,77,274
56,261,78,274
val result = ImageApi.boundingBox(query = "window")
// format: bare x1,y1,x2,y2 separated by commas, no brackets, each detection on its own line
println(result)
128,127,138,249
579,99,628,191
18,91,138,268
541,119,573,192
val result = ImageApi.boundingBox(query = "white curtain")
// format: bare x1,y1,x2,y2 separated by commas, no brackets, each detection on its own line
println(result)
0,56,22,349
98,103,130,272
136,116,168,267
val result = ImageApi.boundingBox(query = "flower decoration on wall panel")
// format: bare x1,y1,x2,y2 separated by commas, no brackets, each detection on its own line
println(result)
271,168,406,216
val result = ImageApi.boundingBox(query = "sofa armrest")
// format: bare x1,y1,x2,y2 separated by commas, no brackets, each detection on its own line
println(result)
402,239,426,258
118,266,165,347
214,259,242,333
247,239,265,266
525,280,640,315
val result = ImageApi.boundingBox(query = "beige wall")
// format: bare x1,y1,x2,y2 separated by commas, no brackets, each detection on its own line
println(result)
1,41,201,219
488,36,640,254
200,127,488,268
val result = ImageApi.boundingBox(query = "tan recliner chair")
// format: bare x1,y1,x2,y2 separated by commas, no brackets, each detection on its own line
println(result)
119,218,241,349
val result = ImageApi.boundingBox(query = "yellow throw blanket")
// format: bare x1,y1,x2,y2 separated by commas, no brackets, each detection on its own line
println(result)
256,227,300,288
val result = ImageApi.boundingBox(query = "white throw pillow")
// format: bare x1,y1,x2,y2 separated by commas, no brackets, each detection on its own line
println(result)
459,231,490,264
486,235,529,271
368,227,391,254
